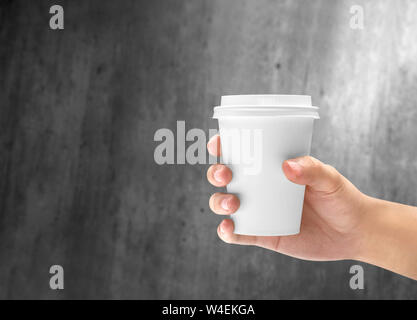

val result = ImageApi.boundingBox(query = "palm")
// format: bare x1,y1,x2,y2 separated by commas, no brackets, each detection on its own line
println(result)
260,181,365,261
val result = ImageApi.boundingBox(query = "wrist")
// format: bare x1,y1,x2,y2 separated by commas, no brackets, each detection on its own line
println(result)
351,196,417,280
351,195,383,262
343,194,378,262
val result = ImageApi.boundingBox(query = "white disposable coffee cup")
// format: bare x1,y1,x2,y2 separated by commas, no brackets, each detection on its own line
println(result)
213,95,319,236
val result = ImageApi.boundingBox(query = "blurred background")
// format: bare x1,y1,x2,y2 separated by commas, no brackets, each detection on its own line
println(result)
1,0,417,299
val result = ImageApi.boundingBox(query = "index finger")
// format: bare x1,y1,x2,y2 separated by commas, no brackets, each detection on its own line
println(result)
207,134,221,157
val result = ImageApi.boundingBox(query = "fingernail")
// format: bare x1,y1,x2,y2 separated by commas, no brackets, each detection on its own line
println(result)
286,160,302,171
219,222,225,234
221,196,233,211
213,167,224,183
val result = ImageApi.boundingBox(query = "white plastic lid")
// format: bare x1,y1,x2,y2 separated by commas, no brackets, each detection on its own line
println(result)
221,94,312,106
213,95,319,119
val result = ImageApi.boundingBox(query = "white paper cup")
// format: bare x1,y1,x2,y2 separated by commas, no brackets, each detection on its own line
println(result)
213,95,319,236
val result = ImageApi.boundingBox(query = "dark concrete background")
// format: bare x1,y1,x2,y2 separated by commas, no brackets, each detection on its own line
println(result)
0,0,416,299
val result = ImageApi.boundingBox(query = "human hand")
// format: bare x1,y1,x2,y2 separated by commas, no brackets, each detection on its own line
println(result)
206,134,368,261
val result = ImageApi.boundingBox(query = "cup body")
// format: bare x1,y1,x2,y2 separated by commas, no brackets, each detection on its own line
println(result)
213,95,319,236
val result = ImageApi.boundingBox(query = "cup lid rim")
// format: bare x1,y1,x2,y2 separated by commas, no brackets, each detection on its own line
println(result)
213,107,320,119
214,105,319,110
220,94,312,107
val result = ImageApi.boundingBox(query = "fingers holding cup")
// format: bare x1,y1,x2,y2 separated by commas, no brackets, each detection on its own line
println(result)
209,192,240,215
207,164,232,187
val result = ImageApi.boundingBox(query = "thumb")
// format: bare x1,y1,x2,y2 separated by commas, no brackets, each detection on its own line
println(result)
282,156,343,193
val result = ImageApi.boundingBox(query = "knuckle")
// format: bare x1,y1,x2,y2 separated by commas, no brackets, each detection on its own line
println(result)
324,164,341,180
324,164,344,193
324,163,337,174
303,156,321,169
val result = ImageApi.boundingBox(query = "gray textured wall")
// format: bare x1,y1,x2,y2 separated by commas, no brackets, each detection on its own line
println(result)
0,0,417,299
